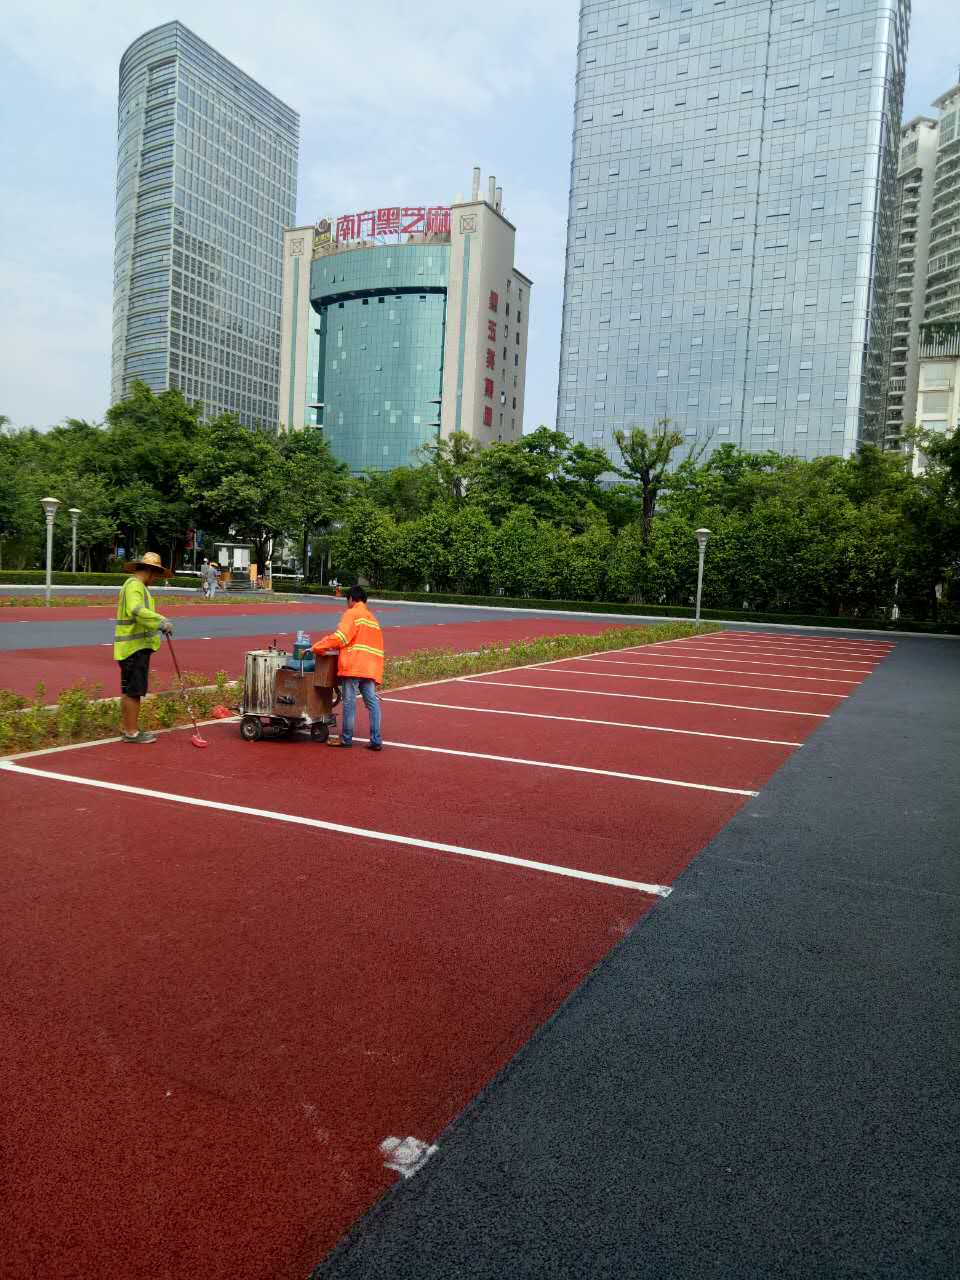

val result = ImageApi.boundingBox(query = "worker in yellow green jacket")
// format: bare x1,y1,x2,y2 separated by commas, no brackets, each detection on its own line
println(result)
114,551,174,744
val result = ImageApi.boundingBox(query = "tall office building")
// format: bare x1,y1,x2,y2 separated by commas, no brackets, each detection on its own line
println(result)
557,0,908,461
883,115,937,446
112,22,299,427
884,82,960,454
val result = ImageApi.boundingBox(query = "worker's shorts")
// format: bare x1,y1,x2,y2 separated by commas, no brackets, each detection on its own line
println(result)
118,648,152,698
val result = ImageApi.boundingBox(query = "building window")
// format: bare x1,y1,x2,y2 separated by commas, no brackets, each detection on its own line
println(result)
483,406,493,427
489,291,499,312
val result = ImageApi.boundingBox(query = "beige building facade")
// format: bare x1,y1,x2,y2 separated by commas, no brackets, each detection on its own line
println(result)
277,169,532,470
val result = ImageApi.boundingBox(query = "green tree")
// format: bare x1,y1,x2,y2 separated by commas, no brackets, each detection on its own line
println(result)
280,429,351,577
613,420,685,541
329,498,397,586
182,415,296,572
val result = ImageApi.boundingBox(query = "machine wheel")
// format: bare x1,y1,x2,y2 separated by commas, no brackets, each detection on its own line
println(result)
240,715,264,741
310,722,330,743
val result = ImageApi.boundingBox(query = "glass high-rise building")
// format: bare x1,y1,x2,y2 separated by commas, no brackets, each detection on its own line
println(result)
112,22,299,427
557,0,908,461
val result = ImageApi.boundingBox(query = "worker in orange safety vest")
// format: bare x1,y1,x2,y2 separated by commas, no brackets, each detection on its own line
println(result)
311,585,384,750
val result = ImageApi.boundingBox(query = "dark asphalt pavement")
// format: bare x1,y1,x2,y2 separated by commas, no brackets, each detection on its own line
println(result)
314,634,960,1279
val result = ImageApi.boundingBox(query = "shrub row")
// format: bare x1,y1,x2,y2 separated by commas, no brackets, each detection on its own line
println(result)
0,569,198,588
299,585,960,634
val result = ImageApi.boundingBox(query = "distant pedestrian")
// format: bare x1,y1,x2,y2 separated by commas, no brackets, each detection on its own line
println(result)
114,551,174,745
208,561,220,598
200,558,212,596
311,585,384,750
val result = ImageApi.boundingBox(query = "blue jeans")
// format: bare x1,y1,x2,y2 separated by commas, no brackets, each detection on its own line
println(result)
340,678,382,746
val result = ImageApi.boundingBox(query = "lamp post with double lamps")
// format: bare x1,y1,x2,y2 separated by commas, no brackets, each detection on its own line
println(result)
68,507,82,574
694,527,711,623
40,496,61,606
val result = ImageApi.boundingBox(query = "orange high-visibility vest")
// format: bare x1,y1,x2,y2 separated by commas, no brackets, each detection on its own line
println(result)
312,602,384,683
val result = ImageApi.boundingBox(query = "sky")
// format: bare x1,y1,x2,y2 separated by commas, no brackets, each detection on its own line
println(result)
0,0,956,434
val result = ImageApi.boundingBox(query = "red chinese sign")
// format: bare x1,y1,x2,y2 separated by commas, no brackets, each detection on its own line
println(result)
333,205,451,244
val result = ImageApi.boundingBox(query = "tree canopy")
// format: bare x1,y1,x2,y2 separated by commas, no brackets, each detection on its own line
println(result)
2,387,957,621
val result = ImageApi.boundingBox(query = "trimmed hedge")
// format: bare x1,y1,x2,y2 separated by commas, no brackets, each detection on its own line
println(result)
0,569,198,589
298,584,959,634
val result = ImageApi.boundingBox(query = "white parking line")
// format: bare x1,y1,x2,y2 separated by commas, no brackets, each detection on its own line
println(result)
382,696,804,747
624,648,874,674
460,678,830,718
366,738,758,797
0,760,672,898
574,656,860,685
705,632,893,650
692,639,883,659
530,665,845,699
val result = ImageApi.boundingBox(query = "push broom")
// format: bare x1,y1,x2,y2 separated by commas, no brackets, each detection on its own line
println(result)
165,634,209,748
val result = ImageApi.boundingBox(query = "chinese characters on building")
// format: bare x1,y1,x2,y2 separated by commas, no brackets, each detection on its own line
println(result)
483,289,500,430
333,206,451,244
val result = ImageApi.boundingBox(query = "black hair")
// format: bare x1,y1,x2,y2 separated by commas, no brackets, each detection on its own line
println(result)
348,585,367,603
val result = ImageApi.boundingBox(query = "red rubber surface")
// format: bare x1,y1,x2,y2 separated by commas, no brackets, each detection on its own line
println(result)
0,632,891,1279
1,770,650,1280
0,618,629,700
403,674,830,739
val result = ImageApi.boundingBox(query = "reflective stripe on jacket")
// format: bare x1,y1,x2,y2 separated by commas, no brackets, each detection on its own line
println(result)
312,602,384,683
113,577,167,661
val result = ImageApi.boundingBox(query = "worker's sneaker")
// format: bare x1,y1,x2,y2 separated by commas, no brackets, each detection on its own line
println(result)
326,738,351,748
365,743,383,752
121,731,157,744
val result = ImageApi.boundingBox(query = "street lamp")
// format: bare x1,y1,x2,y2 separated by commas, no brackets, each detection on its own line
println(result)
68,507,82,574
40,497,61,607
694,527,711,623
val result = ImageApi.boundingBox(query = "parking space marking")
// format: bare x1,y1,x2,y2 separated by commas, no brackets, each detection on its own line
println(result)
462,677,831,717
382,696,804,747
574,656,860,684
619,648,875,673
0,760,674,897
363,738,758,797
529,665,846,699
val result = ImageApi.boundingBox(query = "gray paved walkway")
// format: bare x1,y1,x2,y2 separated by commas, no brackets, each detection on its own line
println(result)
315,634,960,1279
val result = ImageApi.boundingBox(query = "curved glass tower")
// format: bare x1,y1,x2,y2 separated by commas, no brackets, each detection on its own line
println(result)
112,22,298,426
310,243,450,473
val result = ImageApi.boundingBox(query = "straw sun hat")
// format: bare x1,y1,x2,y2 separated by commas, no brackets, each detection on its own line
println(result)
123,551,173,577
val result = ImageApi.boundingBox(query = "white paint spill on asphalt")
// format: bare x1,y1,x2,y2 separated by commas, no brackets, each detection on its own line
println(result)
380,1135,438,1179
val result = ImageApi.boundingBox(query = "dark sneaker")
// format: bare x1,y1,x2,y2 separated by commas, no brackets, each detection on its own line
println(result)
365,743,383,752
122,731,157,744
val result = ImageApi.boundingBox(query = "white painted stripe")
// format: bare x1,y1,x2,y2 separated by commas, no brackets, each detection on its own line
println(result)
534,665,845,699
0,760,672,897
460,678,830,718
366,738,758,797
623,647,874,673
706,631,893,649
384,696,804,746
698,644,882,661
695,638,885,658
574,655,860,685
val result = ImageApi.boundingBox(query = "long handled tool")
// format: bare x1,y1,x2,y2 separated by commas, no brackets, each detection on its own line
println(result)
165,634,209,748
